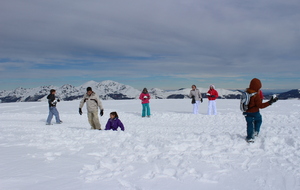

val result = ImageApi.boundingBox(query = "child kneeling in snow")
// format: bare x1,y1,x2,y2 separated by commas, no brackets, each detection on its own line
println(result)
105,112,125,131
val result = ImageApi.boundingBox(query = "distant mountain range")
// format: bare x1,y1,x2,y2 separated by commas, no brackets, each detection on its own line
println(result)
0,80,299,103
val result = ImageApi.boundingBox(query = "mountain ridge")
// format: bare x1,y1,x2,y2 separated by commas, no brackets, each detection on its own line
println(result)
0,80,298,103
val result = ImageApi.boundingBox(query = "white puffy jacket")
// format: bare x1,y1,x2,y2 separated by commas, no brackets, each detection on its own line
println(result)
79,92,104,112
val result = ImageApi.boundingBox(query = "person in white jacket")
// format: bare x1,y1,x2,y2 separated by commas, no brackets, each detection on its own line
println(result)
79,87,104,130
189,85,203,114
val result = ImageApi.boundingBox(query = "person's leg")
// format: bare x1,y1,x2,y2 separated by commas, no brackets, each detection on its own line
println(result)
192,103,196,114
245,113,255,140
212,100,217,115
254,112,262,135
145,103,151,116
207,101,212,115
52,107,61,123
46,107,54,124
92,111,101,130
193,101,199,114
142,104,146,117
88,112,96,129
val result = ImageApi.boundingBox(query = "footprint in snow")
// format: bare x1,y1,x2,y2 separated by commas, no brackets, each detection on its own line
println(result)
44,152,62,161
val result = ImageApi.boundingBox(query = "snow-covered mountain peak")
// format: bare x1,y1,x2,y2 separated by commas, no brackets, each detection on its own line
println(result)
0,80,265,103
80,80,99,88
100,80,119,86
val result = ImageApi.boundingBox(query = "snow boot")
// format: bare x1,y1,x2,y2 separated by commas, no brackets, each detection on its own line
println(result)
246,138,255,143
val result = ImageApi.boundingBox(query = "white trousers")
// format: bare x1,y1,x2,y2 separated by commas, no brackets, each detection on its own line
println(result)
193,101,200,114
88,111,101,130
207,100,217,115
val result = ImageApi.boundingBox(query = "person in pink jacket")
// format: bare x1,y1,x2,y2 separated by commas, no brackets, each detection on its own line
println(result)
139,88,151,117
207,85,219,115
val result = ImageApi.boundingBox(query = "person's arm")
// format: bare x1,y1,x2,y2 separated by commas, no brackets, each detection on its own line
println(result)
214,90,219,98
79,95,86,109
78,95,86,115
105,120,111,130
254,95,270,109
139,93,143,100
118,120,125,131
198,90,202,99
95,95,103,110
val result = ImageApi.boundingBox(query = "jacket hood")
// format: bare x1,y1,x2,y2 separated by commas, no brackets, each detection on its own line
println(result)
109,117,119,121
249,78,262,92
209,85,215,89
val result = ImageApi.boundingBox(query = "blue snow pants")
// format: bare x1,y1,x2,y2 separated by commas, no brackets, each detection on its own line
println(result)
142,103,151,117
244,111,262,140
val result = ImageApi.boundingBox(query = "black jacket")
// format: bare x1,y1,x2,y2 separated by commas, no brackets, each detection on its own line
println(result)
47,94,57,107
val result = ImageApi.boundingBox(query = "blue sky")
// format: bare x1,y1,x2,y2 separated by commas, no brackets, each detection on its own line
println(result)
0,0,299,90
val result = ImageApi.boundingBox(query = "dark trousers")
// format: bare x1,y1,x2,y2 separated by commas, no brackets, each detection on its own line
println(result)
244,111,262,140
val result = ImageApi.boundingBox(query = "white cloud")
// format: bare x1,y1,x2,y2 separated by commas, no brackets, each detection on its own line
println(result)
0,0,299,89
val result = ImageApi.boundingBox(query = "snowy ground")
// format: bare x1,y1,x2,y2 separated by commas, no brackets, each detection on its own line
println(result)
0,99,300,190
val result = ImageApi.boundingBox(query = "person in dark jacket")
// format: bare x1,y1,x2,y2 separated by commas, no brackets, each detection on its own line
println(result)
105,112,125,131
46,89,62,125
244,78,278,142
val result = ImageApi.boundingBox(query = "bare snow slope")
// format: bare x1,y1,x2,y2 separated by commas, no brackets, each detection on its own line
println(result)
0,99,299,190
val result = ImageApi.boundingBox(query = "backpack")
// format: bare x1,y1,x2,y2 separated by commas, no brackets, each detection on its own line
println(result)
238,90,257,112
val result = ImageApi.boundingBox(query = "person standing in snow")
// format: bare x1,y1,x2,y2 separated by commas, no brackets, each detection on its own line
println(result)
244,78,278,143
46,89,62,125
79,87,104,130
105,112,125,131
139,88,151,117
189,85,203,114
207,85,219,115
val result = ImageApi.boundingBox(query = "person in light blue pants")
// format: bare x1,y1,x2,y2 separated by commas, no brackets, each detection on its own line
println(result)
46,89,62,125
47,106,61,124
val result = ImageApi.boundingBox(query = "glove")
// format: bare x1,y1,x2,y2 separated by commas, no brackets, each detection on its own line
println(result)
79,108,82,115
268,96,278,105
57,99,60,102
191,95,195,98
100,109,104,116
191,98,195,104
200,98,203,103
211,95,215,98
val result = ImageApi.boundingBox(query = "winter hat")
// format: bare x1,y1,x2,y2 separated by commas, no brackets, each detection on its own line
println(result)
210,85,215,89
249,78,262,92
142,88,148,94
86,87,92,92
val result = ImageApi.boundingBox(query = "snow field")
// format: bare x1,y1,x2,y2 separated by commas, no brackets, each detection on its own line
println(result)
0,99,300,190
